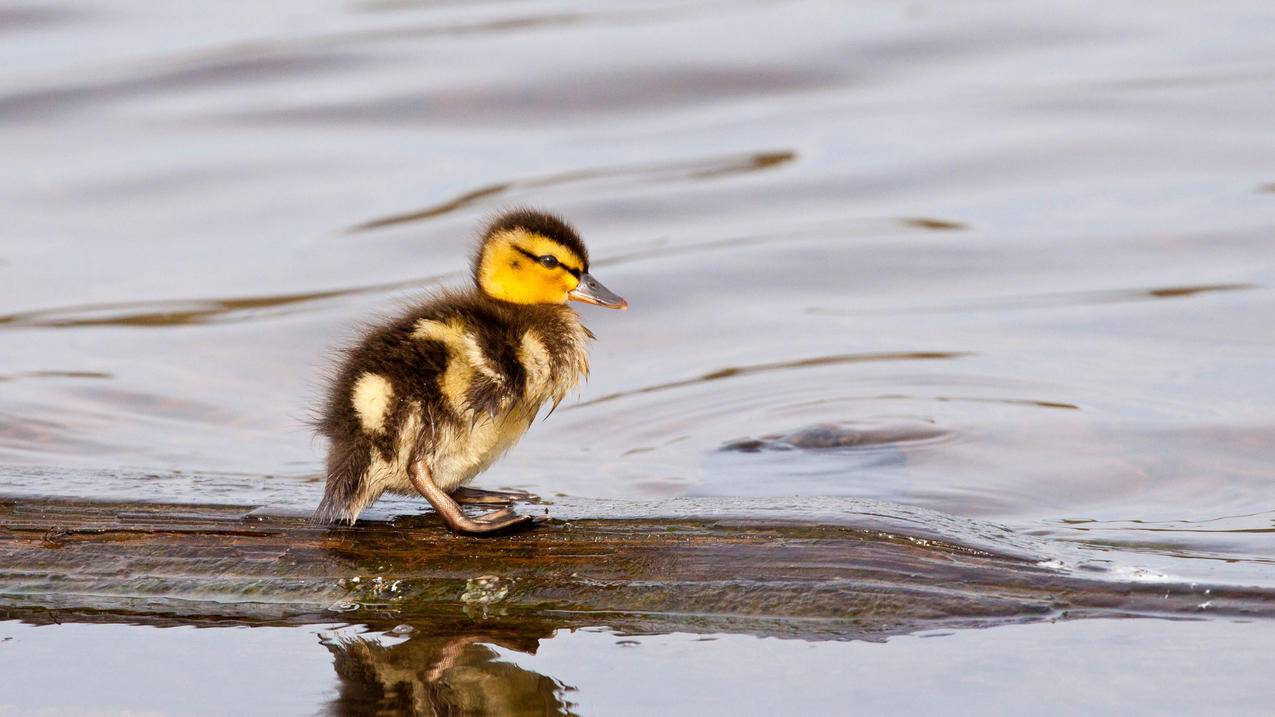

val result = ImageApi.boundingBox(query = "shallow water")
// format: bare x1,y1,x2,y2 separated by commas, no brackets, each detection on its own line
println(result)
2,0,1275,712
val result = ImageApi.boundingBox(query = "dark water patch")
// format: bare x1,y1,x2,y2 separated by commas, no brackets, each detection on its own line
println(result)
348,149,795,233
722,420,949,453
571,352,971,409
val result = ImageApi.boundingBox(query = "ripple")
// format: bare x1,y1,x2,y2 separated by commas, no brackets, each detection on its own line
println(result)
591,215,969,271
0,273,452,329
0,370,112,382
0,5,90,33
0,211,957,331
0,52,373,122
238,66,838,126
881,395,1079,411
721,419,950,453
808,283,1257,317
347,149,796,233
569,351,970,409
901,217,967,231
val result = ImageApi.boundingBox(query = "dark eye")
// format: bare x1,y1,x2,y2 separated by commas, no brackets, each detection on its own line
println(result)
538,255,559,269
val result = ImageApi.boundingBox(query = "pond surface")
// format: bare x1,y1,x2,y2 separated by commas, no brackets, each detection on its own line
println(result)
2,0,1275,713
3,618,1274,716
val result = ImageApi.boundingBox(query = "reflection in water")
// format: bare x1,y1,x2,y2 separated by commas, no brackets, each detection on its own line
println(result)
325,627,575,717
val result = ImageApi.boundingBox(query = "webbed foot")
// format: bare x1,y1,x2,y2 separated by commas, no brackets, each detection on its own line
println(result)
410,461,544,536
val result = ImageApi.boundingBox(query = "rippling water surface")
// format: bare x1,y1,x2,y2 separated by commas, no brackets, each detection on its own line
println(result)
2,0,1275,713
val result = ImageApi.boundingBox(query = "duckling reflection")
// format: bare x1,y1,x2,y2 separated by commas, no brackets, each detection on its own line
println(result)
323,625,577,716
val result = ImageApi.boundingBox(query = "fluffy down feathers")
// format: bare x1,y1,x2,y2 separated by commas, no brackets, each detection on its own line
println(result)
314,289,591,524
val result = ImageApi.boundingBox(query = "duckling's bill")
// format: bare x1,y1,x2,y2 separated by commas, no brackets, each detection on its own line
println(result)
568,273,628,309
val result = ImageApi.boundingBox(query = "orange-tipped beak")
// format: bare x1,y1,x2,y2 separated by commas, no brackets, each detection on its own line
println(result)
568,273,628,309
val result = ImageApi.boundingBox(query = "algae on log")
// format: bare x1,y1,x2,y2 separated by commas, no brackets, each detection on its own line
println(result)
4,490,1275,641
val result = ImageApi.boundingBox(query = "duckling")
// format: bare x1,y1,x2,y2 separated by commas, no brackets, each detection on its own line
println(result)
314,209,627,534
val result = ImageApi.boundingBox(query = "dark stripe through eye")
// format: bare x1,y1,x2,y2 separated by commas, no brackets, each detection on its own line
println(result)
513,245,580,277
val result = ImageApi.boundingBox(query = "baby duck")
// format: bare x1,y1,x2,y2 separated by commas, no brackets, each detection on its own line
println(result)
314,209,627,534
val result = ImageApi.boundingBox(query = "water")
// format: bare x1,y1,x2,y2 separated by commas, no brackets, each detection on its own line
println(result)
3,619,1273,716
2,0,1275,712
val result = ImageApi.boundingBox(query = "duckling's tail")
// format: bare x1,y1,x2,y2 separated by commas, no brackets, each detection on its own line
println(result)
313,440,371,525
314,486,354,525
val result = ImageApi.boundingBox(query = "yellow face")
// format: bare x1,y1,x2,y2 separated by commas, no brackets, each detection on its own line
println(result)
477,229,585,305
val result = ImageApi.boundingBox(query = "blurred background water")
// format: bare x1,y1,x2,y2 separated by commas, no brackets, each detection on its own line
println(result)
2,0,1275,713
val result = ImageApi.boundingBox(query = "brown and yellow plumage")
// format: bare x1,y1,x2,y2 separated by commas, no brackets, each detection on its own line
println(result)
315,209,626,534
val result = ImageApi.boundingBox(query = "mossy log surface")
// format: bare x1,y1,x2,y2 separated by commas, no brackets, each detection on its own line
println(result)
4,486,1274,640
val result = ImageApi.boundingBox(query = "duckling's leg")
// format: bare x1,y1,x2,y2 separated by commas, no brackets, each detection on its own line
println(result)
450,486,540,505
408,460,536,534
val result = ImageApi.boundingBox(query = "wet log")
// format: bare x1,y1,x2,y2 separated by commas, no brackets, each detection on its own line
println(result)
3,487,1273,641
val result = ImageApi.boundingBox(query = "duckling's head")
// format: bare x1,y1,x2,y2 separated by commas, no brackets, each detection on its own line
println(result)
474,209,627,309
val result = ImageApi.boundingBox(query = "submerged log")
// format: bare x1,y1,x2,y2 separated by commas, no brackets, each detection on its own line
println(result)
3,486,1274,640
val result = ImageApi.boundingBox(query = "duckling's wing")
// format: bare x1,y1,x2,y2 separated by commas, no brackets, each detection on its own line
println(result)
410,314,526,421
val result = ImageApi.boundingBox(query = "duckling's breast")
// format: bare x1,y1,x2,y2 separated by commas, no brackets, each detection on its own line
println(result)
427,403,540,492
414,309,591,491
